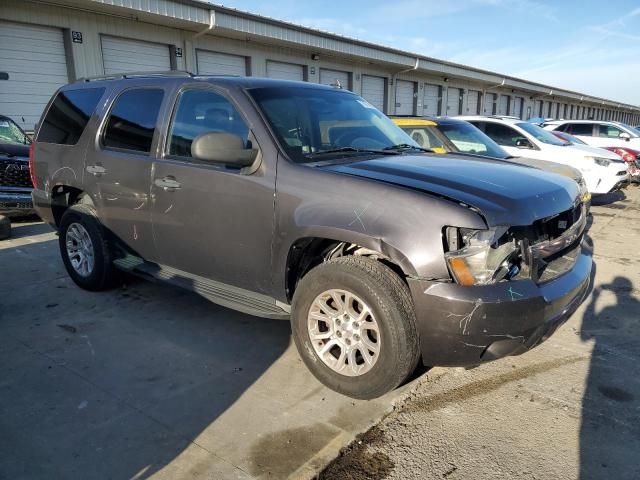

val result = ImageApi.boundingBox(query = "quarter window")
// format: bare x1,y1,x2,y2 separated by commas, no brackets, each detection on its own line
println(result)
168,89,249,158
103,89,164,153
598,124,624,138
38,88,105,145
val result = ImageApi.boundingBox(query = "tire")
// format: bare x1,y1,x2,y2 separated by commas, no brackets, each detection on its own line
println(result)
0,215,10,240
291,256,420,399
58,204,118,291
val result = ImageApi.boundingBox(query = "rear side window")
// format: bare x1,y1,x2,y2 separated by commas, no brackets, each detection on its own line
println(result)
598,124,624,138
565,123,593,136
103,88,164,153
482,123,526,147
38,88,105,145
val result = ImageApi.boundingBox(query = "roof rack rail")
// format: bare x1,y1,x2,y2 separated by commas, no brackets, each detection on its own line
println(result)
77,70,196,83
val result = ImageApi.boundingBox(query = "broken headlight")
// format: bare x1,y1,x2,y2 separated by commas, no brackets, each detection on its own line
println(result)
444,227,519,286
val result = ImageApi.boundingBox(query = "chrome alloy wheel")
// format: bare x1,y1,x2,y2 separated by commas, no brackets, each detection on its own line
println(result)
307,289,381,376
66,223,95,277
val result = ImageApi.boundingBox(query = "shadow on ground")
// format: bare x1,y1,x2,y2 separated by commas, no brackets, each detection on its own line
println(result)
0,229,291,479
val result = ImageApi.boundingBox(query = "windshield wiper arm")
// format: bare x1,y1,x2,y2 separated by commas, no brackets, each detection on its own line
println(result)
383,143,433,153
304,147,400,158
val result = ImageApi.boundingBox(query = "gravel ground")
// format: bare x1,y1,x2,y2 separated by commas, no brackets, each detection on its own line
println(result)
320,185,640,480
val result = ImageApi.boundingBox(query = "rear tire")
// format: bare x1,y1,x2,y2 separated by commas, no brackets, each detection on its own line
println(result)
59,204,118,291
291,256,420,399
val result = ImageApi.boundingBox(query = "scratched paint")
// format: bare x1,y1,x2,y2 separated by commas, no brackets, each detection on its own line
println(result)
507,287,524,301
348,203,371,231
447,298,483,335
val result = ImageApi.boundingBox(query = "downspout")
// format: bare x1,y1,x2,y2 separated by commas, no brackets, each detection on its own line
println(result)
481,78,506,116
194,9,216,39
391,57,419,114
188,9,215,73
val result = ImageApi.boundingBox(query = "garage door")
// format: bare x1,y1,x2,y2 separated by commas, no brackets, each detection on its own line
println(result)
0,21,68,131
101,36,171,75
497,95,510,116
446,88,462,116
511,97,524,119
196,50,246,76
484,93,496,115
266,61,304,81
319,68,350,89
361,75,386,112
423,84,441,116
466,90,480,115
395,80,415,115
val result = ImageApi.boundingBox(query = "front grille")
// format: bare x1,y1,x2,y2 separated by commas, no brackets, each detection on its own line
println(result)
537,243,581,283
0,159,31,188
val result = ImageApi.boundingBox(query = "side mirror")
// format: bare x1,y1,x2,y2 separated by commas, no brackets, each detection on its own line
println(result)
191,132,257,167
515,138,533,149
619,132,631,141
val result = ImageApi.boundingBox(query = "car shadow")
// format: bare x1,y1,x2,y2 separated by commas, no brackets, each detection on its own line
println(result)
579,265,640,479
590,190,626,207
0,235,292,479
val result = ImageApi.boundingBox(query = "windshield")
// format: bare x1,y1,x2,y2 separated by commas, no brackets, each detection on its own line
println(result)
249,87,419,163
618,123,640,137
0,117,30,145
517,122,569,146
555,131,586,145
438,121,509,159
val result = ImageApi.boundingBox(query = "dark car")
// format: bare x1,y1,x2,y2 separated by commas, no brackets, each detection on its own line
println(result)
0,115,33,216
31,73,592,399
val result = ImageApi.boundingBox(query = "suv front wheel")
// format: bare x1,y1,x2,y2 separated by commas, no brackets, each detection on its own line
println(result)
59,204,118,291
291,256,420,399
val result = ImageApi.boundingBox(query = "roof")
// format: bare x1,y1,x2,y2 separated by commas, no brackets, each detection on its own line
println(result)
456,115,522,124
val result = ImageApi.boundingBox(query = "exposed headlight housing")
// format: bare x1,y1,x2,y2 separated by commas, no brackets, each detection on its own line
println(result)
444,227,519,285
577,176,591,202
585,156,611,167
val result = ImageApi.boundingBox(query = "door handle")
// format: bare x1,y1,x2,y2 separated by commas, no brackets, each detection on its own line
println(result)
154,176,181,191
86,165,107,176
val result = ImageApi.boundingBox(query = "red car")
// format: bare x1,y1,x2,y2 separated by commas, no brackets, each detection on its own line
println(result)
552,131,640,182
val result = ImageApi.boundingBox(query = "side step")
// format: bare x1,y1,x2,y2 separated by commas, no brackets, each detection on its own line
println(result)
114,254,290,320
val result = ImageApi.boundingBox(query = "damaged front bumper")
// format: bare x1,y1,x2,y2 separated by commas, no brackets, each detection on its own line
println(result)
408,238,592,367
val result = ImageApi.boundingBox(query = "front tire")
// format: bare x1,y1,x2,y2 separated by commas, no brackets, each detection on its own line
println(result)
291,256,420,399
59,204,118,291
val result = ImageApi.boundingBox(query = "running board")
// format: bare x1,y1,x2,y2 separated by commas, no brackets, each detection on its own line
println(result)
113,255,290,320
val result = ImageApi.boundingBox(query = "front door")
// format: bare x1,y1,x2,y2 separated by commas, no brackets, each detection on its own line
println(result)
151,86,276,294
86,86,166,260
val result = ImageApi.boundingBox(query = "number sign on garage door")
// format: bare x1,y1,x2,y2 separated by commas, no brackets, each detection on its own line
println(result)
0,21,69,130
196,50,246,76
101,36,171,75
395,80,415,115
266,61,305,81
466,90,480,115
361,75,386,112
423,84,441,116
446,88,462,116
319,68,350,90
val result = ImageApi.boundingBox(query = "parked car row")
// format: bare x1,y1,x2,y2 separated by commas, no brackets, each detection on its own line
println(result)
23,73,598,400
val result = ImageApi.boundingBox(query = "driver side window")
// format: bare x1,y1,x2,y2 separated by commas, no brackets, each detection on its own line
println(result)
483,123,526,147
168,89,249,158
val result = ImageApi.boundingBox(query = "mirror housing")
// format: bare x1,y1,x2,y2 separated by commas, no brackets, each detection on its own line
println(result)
515,138,532,149
619,132,631,141
191,132,257,167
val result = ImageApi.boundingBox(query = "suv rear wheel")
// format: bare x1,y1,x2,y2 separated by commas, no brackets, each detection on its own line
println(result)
59,204,118,291
291,256,420,399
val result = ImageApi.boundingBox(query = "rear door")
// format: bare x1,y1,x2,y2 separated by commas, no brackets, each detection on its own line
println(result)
564,123,596,145
150,85,276,292
86,86,167,261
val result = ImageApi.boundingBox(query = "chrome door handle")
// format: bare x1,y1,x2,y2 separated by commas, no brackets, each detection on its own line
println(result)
86,165,106,176
154,176,181,191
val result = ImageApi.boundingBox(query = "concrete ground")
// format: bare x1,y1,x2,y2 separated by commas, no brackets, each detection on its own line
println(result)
321,185,640,480
0,220,415,479
2,185,639,480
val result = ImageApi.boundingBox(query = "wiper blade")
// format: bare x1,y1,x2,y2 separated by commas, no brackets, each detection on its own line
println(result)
383,143,433,153
304,147,400,158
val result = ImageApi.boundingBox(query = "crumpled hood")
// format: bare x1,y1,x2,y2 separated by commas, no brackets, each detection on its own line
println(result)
321,154,580,226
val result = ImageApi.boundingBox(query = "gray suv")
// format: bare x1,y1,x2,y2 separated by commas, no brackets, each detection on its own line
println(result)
32,73,592,399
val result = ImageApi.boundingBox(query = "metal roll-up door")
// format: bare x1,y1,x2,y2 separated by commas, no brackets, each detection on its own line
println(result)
446,88,462,116
395,80,415,115
0,21,69,131
319,68,350,89
423,84,440,116
466,90,480,115
196,50,246,76
497,95,510,116
361,75,386,112
101,36,171,75
512,97,524,119
266,61,304,81
484,93,497,115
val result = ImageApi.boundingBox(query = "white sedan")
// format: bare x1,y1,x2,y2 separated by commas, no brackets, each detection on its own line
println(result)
457,116,629,195
543,120,640,150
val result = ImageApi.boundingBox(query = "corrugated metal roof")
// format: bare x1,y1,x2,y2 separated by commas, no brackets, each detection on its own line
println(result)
85,0,637,109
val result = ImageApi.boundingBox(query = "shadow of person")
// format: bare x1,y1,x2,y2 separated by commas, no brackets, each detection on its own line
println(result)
580,275,640,479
